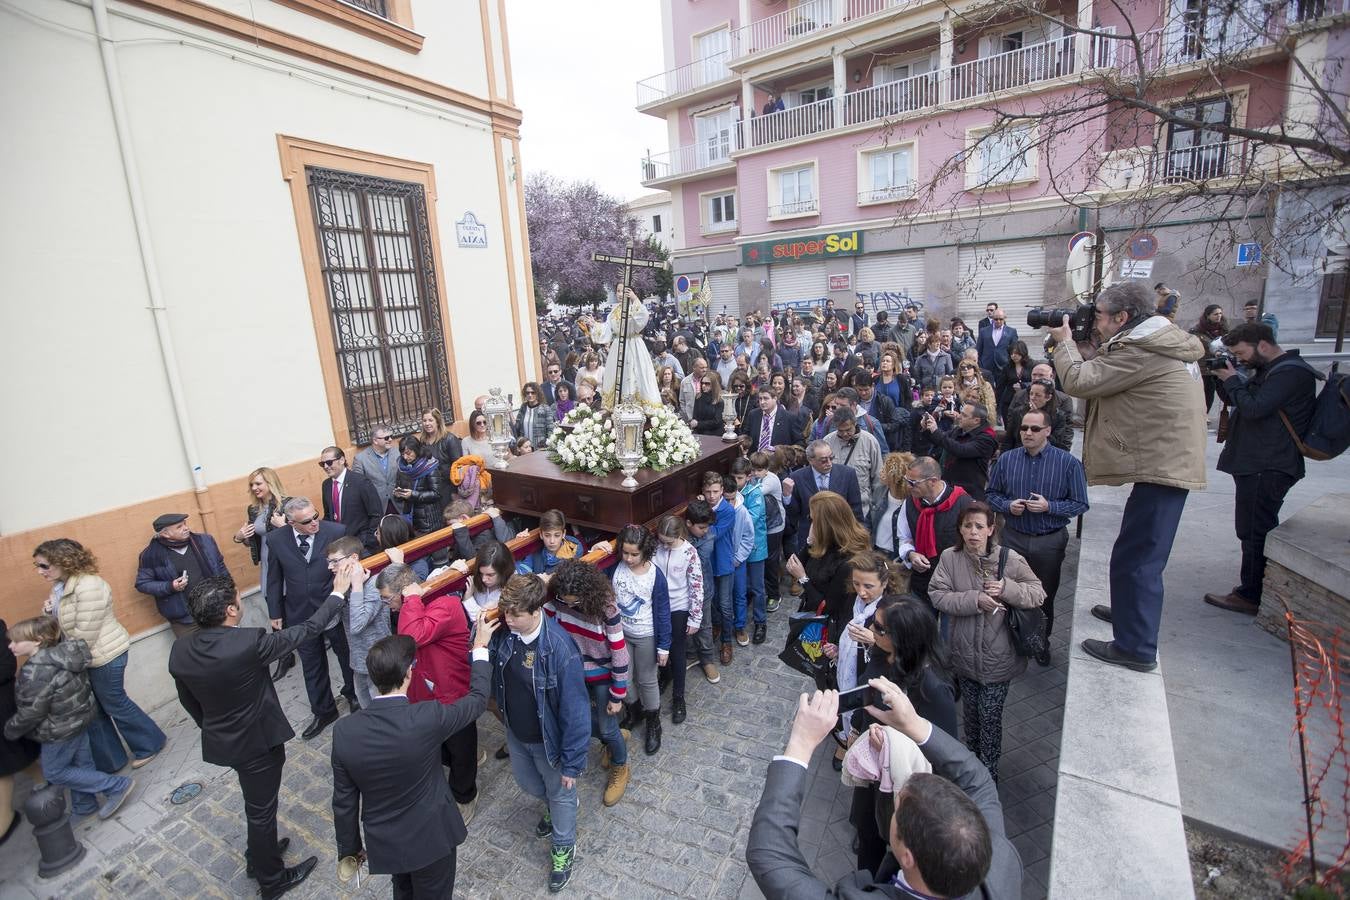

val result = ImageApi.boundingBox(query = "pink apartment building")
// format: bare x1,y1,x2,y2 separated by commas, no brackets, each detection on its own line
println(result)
636,0,1349,339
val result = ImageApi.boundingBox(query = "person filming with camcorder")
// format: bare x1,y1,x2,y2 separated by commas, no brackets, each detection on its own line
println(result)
1042,281,1206,674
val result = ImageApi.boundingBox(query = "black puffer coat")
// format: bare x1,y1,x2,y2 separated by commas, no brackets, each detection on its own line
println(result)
397,463,449,535
4,639,97,743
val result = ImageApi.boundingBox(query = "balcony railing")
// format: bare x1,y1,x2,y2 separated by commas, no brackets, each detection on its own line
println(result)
342,0,389,17
735,0,836,56
859,184,915,203
747,96,835,147
846,0,911,18
1154,137,1252,183
843,71,939,125
640,133,742,184
768,198,820,218
636,44,739,106
950,36,1076,100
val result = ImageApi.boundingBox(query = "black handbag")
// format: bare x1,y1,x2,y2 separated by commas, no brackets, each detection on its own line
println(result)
996,547,1048,658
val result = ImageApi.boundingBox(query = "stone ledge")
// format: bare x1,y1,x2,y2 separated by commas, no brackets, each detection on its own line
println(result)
1264,493,1350,600
1049,490,1194,899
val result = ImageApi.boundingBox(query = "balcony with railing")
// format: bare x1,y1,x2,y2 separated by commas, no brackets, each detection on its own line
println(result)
768,197,820,218
640,133,742,186
949,35,1076,100
1154,137,1254,183
842,71,939,125
730,0,911,61
636,44,739,108
858,182,916,204
746,96,836,147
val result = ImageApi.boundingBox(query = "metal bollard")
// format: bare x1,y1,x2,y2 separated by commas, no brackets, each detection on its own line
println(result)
23,783,87,878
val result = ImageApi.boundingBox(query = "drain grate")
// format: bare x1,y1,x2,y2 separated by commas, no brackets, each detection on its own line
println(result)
169,782,202,805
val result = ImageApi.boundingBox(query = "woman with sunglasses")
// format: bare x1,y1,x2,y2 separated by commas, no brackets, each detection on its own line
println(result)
726,371,753,431
692,371,725,435
236,467,299,680
955,359,997,421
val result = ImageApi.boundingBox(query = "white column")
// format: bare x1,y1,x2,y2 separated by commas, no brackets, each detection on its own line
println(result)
1075,0,1095,71
832,51,847,128
939,16,954,104
741,78,755,148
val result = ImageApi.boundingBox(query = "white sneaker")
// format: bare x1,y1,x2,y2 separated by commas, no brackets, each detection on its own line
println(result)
457,798,477,825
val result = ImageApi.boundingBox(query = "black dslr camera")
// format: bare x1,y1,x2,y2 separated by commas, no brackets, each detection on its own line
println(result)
1027,304,1095,342
1203,350,1238,371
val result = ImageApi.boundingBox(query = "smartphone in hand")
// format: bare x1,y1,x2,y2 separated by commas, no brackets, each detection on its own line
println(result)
837,683,891,714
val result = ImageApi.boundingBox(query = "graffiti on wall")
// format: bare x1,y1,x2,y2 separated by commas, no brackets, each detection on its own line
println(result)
769,290,927,318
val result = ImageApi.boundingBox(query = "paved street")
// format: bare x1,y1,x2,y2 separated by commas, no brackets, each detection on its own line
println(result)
1,565,1076,900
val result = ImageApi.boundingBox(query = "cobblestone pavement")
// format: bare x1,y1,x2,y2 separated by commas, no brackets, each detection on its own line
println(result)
3,555,1074,900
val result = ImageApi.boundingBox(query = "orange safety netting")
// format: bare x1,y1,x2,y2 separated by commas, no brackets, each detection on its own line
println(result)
1281,610,1349,893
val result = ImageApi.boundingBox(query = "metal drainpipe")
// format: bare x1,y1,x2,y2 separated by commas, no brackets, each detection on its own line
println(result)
89,0,218,533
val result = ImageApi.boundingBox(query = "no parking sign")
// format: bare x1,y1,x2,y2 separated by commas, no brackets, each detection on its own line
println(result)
675,274,691,295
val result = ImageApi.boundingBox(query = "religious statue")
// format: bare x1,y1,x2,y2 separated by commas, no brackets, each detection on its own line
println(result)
587,284,662,411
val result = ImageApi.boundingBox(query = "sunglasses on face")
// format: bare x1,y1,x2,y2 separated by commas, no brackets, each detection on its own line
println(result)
1019,425,1046,433
291,515,319,526
903,476,934,487
319,459,340,468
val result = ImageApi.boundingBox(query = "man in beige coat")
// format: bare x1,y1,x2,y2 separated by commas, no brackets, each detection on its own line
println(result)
1049,281,1206,673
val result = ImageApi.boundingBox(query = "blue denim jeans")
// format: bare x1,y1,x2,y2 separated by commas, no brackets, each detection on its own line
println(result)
41,732,131,817
731,565,748,631
1109,482,1189,661
505,731,577,847
588,681,627,767
86,651,166,767
746,559,766,625
714,574,734,643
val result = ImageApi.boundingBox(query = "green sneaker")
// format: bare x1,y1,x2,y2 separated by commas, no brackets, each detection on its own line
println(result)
534,811,552,839
766,597,781,613
548,844,575,893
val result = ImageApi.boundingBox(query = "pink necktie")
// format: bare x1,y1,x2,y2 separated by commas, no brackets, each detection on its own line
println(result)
759,413,772,450
332,480,341,523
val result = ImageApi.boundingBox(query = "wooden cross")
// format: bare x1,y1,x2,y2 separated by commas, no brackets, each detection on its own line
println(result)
591,241,668,405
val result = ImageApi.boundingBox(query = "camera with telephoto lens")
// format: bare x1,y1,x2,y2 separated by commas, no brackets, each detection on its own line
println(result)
1203,350,1238,371
1027,304,1095,342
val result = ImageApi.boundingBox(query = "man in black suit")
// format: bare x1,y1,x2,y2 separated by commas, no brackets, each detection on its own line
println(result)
739,387,805,451
170,575,345,899
976,301,1000,335
319,446,383,554
540,361,574,406
331,624,495,899
265,497,358,738
746,678,1022,899
782,439,865,554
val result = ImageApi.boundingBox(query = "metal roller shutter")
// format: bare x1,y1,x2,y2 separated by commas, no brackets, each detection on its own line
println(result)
769,261,827,312
704,271,740,317
957,241,1048,333
854,252,926,317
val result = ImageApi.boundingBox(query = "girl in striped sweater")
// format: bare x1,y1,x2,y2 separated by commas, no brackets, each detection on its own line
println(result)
545,560,631,807
653,515,703,727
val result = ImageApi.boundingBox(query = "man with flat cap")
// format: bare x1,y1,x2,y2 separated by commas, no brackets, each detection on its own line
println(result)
135,513,231,638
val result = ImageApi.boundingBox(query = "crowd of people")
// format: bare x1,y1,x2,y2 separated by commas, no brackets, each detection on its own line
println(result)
1,279,1322,899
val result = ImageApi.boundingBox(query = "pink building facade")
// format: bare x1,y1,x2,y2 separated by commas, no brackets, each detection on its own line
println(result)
637,0,1349,339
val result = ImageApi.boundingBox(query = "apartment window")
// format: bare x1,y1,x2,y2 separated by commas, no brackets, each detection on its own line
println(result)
306,166,454,443
860,145,915,203
695,27,732,86
770,164,818,217
695,108,737,167
969,122,1037,186
345,0,389,16
1001,31,1025,53
797,83,834,106
652,214,663,233
706,191,737,232
1165,97,1232,181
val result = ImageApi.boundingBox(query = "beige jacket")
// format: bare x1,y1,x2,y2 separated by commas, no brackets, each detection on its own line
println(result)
1052,315,1207,490
929,543,1045,684
58,573,131,668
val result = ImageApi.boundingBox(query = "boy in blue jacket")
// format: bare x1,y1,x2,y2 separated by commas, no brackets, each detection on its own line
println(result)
489,574,589,893
702,471,737,665
725,474,755,654
731,459,768,646
683,500,721,684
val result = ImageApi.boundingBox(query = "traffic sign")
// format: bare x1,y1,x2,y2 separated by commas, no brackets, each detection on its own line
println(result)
1126,233,1158,260
1236,243,1262,267
675,274,691,294
1068,231,1095,252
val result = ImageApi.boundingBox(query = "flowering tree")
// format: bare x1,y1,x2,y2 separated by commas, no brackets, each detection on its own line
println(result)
525,174,658,306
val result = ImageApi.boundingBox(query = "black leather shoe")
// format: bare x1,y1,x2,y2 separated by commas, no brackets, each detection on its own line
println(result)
301,709,339,740
342,694,360,714
752,623,767,645
1090,605,1113,624
1081,638,1157,672
246,837,290,879
671,697,686,725
259,856,318,899
494,743,510,760
271,654,296,682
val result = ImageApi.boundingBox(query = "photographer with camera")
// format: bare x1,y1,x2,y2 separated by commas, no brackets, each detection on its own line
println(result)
1046,282,1206,673
1202,323,1318,615
746,678,1021,899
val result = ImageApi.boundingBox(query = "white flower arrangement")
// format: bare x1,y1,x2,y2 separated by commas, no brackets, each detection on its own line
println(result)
547,404,700,477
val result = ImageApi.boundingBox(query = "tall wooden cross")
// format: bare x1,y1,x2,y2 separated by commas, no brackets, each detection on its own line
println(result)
591,241,667,404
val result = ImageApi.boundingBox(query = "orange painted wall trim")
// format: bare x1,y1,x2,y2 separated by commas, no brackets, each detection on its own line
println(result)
276,134,465,438
0,460,327,638
512,135,543,379
271,0,424,52
491,133,529,388
122,0,522,131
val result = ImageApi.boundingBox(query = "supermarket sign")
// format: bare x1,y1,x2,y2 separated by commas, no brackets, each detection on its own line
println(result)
741,231,863,266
